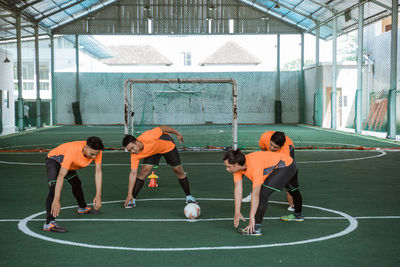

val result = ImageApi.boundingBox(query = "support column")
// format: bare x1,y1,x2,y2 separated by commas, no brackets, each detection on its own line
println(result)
314,27,321,126
16,13,24,131
387,0,398,139
34,24,41,128
73,34,82,124
355,3,364,133
299,33,305,123
50,34,56,125
275,34,282,123
331,16,337,130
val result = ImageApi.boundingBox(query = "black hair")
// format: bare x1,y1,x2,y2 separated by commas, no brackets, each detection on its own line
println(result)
122,134,137,147
271,131,286,147
86,136,104,150
222,148,246,166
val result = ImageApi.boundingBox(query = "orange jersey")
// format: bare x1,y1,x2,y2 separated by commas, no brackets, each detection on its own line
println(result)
47,141,102,170
130,127,175,170
233,151,293,188
259,131,294,157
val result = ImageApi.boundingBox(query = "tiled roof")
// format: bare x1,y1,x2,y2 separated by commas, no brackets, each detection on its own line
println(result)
200,41,262,65
101,45,172,65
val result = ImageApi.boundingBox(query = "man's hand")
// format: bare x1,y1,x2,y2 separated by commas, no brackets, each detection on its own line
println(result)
124,195,133,208
233,212,245,228
51,199,61,217
244,217,255,234
92,195,102,210
176,132,184,143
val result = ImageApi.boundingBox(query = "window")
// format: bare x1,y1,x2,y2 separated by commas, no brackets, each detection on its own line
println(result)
229,19,234,34
182,52,192,66
39,62,50,80
40,82,50,90
343,96,347,107
23,82,34,90
22,61,34,80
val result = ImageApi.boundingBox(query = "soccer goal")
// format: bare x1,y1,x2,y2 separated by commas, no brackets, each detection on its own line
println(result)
124,78,238,149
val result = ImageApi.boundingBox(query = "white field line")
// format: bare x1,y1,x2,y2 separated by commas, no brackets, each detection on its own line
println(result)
2,216,400,223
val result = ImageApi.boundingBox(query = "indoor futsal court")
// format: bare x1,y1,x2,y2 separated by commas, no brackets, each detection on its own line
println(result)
1,0,400,266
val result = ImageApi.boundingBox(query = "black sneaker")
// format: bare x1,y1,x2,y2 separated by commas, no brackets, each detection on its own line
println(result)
77,207,103,214
238,225,262,236
43,221,68,233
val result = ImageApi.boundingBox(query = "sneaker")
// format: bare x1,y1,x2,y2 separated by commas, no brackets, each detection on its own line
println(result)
125,199,136,208
280,213,304,222
242,193,252,203
43,221,68,233
186,195,198,204
287,205,294,212
77,207,103,214
238,225,262,236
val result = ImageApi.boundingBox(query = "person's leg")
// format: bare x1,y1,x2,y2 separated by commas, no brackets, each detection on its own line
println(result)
45,182,56,224
125,155,159,208
133,164,154,197
282,169,304,221
254,186,276,225
43,158,67,232
163,147,197,203
256,163,298,226
241,164,297,235
67,174,86,209
65,173,102,214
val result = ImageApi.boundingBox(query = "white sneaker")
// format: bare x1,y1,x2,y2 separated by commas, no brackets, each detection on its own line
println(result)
287,205,294,212
242,193,252,202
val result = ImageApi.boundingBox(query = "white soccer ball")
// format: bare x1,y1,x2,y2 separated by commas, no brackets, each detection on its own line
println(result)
184,203,201,219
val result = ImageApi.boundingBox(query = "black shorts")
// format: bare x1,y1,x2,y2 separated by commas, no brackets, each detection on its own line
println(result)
142,134,181,167
262,162,298,192
45,157,77,185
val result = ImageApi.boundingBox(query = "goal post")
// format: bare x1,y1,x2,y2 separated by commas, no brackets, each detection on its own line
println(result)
124,78,238,149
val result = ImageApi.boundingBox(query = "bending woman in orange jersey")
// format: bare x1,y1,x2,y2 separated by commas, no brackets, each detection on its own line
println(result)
122,125,197,208
43,136,104,233
223,149,304,236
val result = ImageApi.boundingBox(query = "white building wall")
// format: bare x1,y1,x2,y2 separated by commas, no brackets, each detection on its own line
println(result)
0,50,16,135
304,66,317,125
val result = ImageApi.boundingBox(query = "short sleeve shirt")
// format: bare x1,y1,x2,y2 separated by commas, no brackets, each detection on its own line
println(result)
233,151,293,188
130,127,176,170
259,131,294,157
47,141,102,170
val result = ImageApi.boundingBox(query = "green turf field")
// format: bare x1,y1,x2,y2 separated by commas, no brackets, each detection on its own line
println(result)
0,125,399,266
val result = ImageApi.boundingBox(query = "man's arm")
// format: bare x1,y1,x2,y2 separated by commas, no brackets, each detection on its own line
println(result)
159,125,184,143
124,169,138,207
244,185,261,233
93,163,102,210
51,167,69,217
233,179,245,227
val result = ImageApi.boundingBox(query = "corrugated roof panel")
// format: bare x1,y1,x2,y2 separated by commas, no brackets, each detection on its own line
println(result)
299,18,315,29
63,35,114,59
319,25,332,39
297,1,321,11
284,11,308,23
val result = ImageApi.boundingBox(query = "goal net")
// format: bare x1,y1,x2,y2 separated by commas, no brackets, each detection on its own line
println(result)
124,78,238,149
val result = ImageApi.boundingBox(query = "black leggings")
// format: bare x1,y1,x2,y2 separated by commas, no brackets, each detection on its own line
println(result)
45,176,87,224
254,162,302,224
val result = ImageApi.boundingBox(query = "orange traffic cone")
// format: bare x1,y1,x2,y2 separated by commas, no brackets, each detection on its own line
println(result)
147,171,159,188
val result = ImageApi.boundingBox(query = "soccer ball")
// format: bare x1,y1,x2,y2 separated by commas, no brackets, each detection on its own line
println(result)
184,203,201,219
